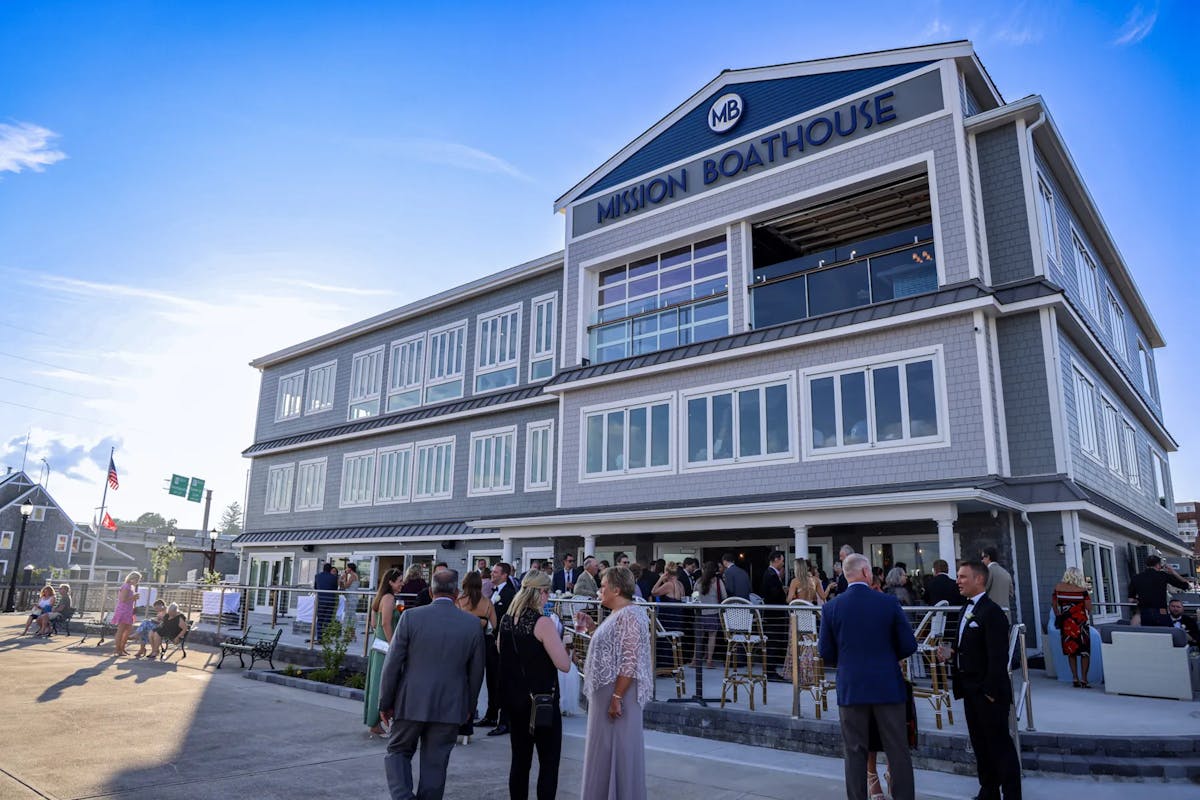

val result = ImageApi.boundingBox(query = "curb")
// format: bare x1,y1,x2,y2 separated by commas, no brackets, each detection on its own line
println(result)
244,667,365,702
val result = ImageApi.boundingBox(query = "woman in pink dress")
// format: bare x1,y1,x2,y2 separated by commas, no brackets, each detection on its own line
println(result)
112,571,141,656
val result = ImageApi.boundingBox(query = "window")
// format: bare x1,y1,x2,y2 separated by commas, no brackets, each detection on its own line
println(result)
1036,176,1058,264
387,335,425,412
525,420,554,492
1122,421,1140,488
529,293,557,381
583,396,673,478
297,558,318,587
71,536,80,553
276,371,304,421
1100,398,1122,475
340,450,376,508
1138,344,1158,402
684,377,794,469
29,507,46,522
1073,369,1099,459
294,458,327,512
414,437,455,500
55,534,68,553
589,236,728,363
306,361,337,414
425,321,466,404
348,346,384,420
805,352,944,457
264,464,295,514
0,531,11,549
1080,538,1118,617
468,426,517,496
1105,290,1127,360
475,304,522,393
376,444,414,504
1152,451,1169,509
1072,234,1099,317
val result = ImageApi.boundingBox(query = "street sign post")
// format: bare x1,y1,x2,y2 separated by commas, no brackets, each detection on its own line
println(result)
187,477,206,503
169,474,189,497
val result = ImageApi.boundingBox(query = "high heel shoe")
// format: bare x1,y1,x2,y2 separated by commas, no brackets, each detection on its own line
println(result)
458,734,471,745
368,725,386,739
884,769,892,799
867,772,886,800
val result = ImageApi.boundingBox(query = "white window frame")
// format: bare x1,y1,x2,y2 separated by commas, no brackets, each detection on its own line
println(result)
1152,450,1169,509
1071,230,1100,318
800,346,949,460
30,506,46,522
1137,342,1158,402
0,531,12,549
680,372,798,472
294,457,327,512
375,443,415,505
414,435,456,501
475,303,523,394
524,419,555,493
264,463,295,515
275,370,304,421
1072,366,1100,462
425,320,467,404
348,345,385,420
467,425,518,497
0,560,7,577
1122,419,1140,488
55,534,69,553
305,360,337,415
387,333,426,413
580,392,676,482
1105,289,1127,361
1099,396,1122,476
340,449,377,508
1079,533,1120,622
1036,174,1058,265
529,292,557,382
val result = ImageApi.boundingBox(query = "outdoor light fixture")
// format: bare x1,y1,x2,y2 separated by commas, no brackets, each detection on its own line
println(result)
166,532,176,545
207,528,219,572
3,502,36,612
1055,538,1066,555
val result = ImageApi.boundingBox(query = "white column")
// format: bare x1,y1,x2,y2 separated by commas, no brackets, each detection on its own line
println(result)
793,525,809,562
583,535,596,558
936,519,956,567
501,537,513,564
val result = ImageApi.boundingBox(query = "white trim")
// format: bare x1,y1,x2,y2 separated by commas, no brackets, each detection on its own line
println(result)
529,291,558,383
1076,529,1121,622
799,345,950,460
339,449,377,509
413,435,456,502
579,391,677,482
973,310,998,475
1098,393,1124,477
968,130,991,285
0,531,12,549
375,443,415,506
987,316,1011,475
1040,308,1070,474
1104,287,1128,363
1034,171,1059,270
274,370,305,422
467,549,503,572
678,372,798,473
1121,417,1140,489
304,360,337,416
466,425,518,498
294,457,327,512
524,419,555,493
1071,361,1102,465
347,345,385,421
55,533,69,553
945,61,979,282
1069,225,1101,320
1021,501,1185,555
1013,119,1042,278
264,463,295,515
386,332,426,414
424,318,468,403
236,534,499,550
738,220,752,330
474,302,523,394
519,546,555,573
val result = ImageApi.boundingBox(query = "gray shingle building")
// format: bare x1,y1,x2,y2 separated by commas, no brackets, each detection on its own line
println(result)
233,42,1184,646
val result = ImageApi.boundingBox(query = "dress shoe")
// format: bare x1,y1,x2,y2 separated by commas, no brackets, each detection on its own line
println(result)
487,724,510,736
475,717,497,727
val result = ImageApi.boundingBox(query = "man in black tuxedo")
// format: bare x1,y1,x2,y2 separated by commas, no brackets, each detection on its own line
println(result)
677,558,697,595
834,544,855,595
552,553,578,594
760,550,788,675
480,562,518,736
313,563,339,642
944,560,1020,800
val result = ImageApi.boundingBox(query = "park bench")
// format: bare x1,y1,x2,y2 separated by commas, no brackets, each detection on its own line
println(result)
50,608,76,636
158,616,194,661
216,625,282,670
79,613,119,646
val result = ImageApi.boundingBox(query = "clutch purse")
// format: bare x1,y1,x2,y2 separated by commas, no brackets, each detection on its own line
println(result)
371,638,390,654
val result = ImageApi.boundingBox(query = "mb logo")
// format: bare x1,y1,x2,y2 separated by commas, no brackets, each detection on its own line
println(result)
708,93,744,134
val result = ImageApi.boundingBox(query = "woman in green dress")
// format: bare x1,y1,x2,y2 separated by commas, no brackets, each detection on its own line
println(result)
364,567,404,737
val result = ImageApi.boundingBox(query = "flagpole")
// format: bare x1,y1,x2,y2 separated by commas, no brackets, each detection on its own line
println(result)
87,446,115,581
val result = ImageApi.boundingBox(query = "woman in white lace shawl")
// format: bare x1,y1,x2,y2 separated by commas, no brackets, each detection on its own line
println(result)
573,565,652,800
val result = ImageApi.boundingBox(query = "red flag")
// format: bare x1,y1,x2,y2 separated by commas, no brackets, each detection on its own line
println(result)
101,512,117,531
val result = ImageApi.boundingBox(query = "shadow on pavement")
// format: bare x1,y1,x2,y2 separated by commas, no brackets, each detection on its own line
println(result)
37,655,119,702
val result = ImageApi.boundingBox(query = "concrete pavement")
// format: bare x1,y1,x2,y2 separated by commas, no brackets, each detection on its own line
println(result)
1,613,1197,799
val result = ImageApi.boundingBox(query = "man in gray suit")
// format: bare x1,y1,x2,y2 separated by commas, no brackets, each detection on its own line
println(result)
379,568,484,800
720,552,751,599
981,546,1013,618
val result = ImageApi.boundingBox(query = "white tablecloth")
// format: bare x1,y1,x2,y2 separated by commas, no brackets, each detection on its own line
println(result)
135,587,158,607
201,591,240,615
295,595,315,623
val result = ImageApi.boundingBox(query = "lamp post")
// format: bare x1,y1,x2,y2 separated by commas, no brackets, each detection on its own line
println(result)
166,532,176,546
208,529,219,573
3,502,35,613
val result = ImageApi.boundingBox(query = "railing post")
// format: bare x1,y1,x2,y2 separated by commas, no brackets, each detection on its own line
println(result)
649,605,658,703
216,587,225,637
1019,627,1035,731
790,607,800,719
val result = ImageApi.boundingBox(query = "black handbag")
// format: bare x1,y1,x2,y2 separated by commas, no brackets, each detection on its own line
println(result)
509,621,558,734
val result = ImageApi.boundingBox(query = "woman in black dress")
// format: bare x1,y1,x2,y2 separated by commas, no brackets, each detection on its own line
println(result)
497,571,571,800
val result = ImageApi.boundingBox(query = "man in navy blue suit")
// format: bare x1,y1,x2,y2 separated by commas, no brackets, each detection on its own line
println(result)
819,553,917,800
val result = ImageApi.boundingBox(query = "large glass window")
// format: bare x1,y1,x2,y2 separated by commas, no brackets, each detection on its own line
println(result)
588,236,728,363
276,371,304,421
425,322,466,403
1152,451,1169,508
348,346,384,420
475,304,521,393
1073,369,1099,459
1122,421,1140,488
525,420,554,491
376,444,413,504
1080,538,1118,616
340,450,376,507
414,437,455,500
583,398,672,477
530,294,557,381
1100,398,1122,475
294,458,327,512
1106,290,1127,361
469,427,516,496
806,353,943,455
1138,344,1158,402
264,464,295,514
1073,235,1099,317
387,335,425,413
684,379,792,468
306,361,336,414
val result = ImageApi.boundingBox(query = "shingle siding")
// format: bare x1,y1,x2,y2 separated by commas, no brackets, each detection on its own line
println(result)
976,123,1035,285
995,313,1057,475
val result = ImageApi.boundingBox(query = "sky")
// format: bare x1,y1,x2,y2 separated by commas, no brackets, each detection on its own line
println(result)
0,1,1197,529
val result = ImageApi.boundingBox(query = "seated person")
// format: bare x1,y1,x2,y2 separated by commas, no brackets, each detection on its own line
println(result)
147,603,189,659
24,586,57,636
46,584,74,629
134,600,168,658
1166,598,1200,647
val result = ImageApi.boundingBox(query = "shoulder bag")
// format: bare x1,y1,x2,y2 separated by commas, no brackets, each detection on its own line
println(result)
509,616,557,734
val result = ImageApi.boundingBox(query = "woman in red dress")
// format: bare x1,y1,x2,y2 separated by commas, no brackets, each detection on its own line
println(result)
1052,567,1093,688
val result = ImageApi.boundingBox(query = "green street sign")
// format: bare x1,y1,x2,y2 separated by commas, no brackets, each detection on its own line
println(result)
169,474,189,497
187,477,206,503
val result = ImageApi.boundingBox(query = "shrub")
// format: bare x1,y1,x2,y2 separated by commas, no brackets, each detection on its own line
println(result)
307,667,337,684
319,619,355,675
343,672,366,690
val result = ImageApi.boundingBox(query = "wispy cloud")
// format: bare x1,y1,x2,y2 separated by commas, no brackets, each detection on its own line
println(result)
25,273,218,312
0,122,67,175
1114,4,1157,46
390,138,533,182
921,18,951,39
33,368,127,387
270,277,395,297
993,3,1044,46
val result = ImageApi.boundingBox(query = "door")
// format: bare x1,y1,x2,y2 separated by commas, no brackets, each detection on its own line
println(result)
250,556,284,611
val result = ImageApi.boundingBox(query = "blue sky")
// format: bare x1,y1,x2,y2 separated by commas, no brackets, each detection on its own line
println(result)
0,1,1196,529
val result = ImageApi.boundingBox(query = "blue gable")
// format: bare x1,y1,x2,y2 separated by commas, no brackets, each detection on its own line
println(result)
578,61,932,201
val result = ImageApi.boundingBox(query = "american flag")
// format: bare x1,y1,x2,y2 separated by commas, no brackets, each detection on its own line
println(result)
107,457,120,490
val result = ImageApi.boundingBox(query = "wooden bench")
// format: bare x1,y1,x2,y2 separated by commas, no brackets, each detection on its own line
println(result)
217,626,282,670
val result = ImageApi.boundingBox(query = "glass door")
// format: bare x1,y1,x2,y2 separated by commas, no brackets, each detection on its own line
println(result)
250,556,283,611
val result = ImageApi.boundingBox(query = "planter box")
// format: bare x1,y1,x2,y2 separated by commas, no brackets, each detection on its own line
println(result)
244,666,365,701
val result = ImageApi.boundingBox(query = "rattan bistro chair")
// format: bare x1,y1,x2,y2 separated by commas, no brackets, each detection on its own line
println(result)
911,600,954,728
787,599,830,718
719,597,769,709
